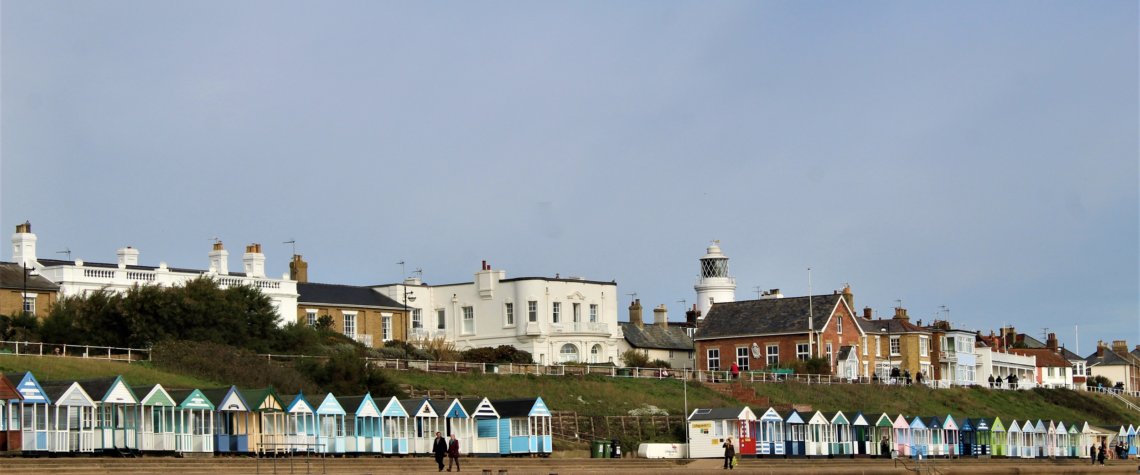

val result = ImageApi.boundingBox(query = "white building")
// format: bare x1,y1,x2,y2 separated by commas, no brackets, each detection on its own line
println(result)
373,261,624,365
936,328,979,386
693,241,735,320
10,222,299,324
975,343,1037,386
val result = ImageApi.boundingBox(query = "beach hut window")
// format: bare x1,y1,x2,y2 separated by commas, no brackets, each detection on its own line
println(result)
510,419,529,436
477,420,497,438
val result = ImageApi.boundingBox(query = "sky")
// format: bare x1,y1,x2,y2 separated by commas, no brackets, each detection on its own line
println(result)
1,1,1136,355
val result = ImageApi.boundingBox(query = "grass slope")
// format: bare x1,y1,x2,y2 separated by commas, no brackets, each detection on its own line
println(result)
0,355,219,388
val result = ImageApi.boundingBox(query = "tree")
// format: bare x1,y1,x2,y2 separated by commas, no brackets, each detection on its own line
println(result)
620,349,650,368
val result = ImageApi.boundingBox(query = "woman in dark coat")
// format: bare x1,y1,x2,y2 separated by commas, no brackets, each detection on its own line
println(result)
722,437,735,469
447,434,461,472
1098,442,1107,465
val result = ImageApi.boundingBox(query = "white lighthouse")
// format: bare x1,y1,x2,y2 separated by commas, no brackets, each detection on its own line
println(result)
694,240,736,320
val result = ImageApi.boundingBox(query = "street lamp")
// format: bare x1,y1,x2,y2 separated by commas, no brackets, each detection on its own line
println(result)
404,285,416,341
881,327,891,384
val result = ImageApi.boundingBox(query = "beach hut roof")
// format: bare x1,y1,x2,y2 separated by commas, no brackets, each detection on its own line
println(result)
942,414,958,431
492,397,551,418
924,416,943,429
75,376,138,404
379,396,409,417
850,412,870,426
759,407,783,421
285,393,315,414
689,406,755,422
826,411,850,425
41,381,95,407
874,413,894,427
316,393,346,416
433,399,468,419
338,393,381,418
782,410,806,425
459,397,499,419
239,387,283,412
909,416,928,429
401,398,437,418
168,388,215,410
135,384,175,407
0,373,21,402
892,414,910,429
200,386,249,412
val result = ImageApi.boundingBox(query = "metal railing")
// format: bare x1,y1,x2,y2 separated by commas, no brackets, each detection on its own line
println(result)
0,340,149,362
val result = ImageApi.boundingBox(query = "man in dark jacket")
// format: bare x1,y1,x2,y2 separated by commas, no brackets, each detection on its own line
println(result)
432,432,448,472
722,437,735,469
448,433,461,472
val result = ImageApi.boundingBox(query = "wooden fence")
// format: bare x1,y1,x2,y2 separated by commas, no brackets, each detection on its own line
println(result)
550,411,684,442
0,340,148,362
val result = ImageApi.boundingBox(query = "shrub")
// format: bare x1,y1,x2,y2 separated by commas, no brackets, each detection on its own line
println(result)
151,340,316,393
460,345,533,364
620,349,650,368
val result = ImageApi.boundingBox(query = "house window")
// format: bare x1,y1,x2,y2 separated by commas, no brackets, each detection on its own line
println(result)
589,304,598,323
462,306,474,334
737,347,749,371
382,314,392,341
527,301,537,322
22,294,35,314
707,348,720,371
343,312,356,339
552,302,561,324
505,303,514,326
862,336,868,356
826,343,833,366
306,310,317,327
437,309,446,329
1047,367,1054,377
559,344,579,363
411,308,422,329
572,303,581,323
766,345,779,367
796,343,809,361
591,344,602,363
876,336,882,357
890,336,900,356
919,336,929,357
837,317,842,334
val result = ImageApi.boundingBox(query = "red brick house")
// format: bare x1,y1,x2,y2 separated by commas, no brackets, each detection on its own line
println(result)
693,288,866,376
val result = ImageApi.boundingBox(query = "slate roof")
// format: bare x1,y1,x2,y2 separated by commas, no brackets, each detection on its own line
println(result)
1086,348,1140,367
39,381,75,402
338,395,369,412
620,322,693,351
74,377,122,402
492,398,539,418
688,407,747,421
1058,347,1083,361
0,262,59,291
1008,348,1074,368
298,282,403,308
863,318,929,335
695,294,845,340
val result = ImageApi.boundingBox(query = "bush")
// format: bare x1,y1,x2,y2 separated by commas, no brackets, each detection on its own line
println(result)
620,349,650,368
151,340,316,393
460,345,533,364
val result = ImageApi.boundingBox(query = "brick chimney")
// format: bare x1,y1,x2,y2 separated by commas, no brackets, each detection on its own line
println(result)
629,299,643,327
1097,340,1106,358
653,304,668,328
841,285,854,311
242,243,266,278
1046,333,1058,352
685,304,699,326
863,307,873,320
289,254,308,283
1111,340,1128,355
892,307,909,322
209,241,228,275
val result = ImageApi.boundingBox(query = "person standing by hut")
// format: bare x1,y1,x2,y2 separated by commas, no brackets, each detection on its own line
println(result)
722,437,736,469
1090,443,1096,465
1099,441,1107,465
447,433,461,472
880,436,891,459
432,432,447,472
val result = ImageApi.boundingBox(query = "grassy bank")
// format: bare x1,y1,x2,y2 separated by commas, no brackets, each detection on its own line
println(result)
0,354,219,388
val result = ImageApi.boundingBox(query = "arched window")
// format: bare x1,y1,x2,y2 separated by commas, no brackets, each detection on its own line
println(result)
590,344,603,363
559,344,579,363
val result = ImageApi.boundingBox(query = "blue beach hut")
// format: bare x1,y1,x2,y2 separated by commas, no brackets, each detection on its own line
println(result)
315,393,346,454
379,396,410,454
202,386,251,453
782,410,807,457
460,397,500,456
341,393,382,454
283,393,317,453
493,397,551,456
77,376,140,452
756,407,785,456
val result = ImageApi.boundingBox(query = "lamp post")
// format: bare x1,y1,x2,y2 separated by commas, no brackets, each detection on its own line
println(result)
881,327,891,384
403,285,416,341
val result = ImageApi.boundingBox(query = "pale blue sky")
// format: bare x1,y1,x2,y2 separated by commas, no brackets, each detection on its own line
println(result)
2,1,1136,355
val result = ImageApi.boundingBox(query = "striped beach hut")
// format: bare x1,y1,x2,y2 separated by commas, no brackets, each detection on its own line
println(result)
77,376,140,452
202,386,251,453
40,381,97,453
494,397,552,456
755,407,785,457
460,397,500,456
378,395,411,454
0,373,23,452
168,389,214,453
782,410,807,457
827,411,853,457
990,417,1007,457
341,393,382,454
315,393,346,454
135,384,177,452
238,387,286,453
283,393,317,453
958,418,976,457
402,398,439,454
805,411,830,457
908,416,929,458
892,414,911,457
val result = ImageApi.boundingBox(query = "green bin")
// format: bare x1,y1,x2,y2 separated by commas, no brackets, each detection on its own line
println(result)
602,440,612,458
592,440,605,458
616,368,632,377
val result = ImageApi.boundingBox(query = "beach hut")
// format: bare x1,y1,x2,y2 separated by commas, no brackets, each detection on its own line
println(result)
283,393,317,453
908,416,929,458
40,381,97,453
402,398,440,454
687,407,755,459
848,412,870,456
239,388,286,453
202,386,251,453
135,384,177,452
1074,421,1094,458
1037,420,1053,458
804,411,831,457
873,413,894,457
1127,425,1137,458
958,418,976,457
341,393,382,454
924,416,945,457
1006,420,1023,458
782,410,807,457
0,373,23,452
494,397,553,456
1021,420,1038,458
315,393,346,454
827,411,853,457
77,376,140,452
755,407,785,457
460,397,500,456
1053,421,1068,458
942,415,959,457
379,396,411,454
168,389,214,453
892,414,911,457
431,398,474,456
990,417,1007,457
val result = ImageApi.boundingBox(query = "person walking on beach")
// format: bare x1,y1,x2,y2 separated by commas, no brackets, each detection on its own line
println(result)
432,432,447,472
722,437,735,469
447,433,461,472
